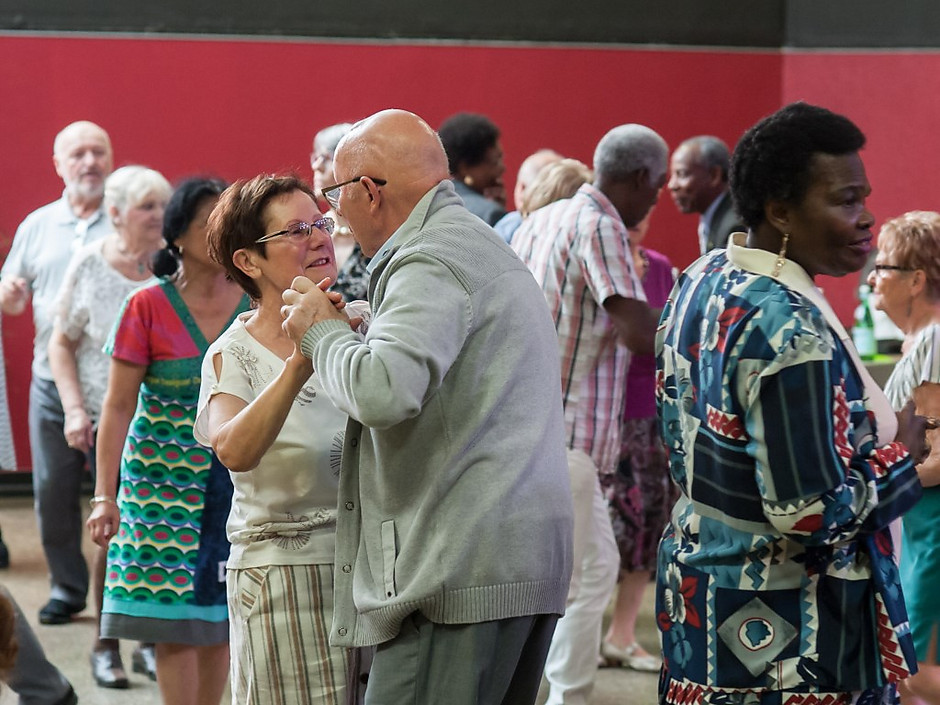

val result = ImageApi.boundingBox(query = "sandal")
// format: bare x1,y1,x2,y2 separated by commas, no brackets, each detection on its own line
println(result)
600,640,661,672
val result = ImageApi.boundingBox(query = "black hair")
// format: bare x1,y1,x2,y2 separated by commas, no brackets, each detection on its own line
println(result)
729,102,866,230
438,112,500,174
152,176,228,278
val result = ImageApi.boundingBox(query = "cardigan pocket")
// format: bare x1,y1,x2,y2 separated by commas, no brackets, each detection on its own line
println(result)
381,520,397,598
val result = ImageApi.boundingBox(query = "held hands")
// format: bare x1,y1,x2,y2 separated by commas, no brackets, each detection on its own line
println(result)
86,500,120,548
280,277,358,350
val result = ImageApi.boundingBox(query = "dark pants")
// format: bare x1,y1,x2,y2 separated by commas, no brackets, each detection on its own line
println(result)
365,613,558,705
28,376,91,607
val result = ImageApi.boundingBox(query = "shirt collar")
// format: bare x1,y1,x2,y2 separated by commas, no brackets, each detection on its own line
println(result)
365,183,441,274
699,191,726,232
55,190,106,228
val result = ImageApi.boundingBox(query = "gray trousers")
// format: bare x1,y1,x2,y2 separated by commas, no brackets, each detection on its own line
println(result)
2,585,73,704
28,377,90,607
365,613,558,705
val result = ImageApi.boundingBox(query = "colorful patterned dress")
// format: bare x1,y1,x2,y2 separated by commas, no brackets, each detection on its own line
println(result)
656,238,921,704
602,247,678,572
100,280,248,644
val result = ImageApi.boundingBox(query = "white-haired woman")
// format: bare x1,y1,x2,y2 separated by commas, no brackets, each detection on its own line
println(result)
49,164,169,689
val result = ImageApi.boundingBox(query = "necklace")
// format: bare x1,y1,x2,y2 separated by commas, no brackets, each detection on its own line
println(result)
114,236,150,276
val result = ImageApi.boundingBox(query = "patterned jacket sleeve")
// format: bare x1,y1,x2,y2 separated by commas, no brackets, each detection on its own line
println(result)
745,309,921,545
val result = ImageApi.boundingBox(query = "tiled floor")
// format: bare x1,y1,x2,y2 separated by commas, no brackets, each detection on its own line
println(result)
0,493,660,704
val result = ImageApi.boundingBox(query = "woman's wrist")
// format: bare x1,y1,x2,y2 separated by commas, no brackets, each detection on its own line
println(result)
88,495,117,508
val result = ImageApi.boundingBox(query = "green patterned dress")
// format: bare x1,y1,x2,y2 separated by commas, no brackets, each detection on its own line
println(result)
100,280,248,644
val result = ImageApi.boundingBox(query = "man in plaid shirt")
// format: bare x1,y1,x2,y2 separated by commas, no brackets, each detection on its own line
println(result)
512,123,668,705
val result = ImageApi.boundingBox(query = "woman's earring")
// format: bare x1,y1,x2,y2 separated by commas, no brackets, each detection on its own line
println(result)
772,232,790,278
463,175,474,187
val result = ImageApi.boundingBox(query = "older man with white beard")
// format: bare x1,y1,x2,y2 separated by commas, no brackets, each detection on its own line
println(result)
0,121,113,630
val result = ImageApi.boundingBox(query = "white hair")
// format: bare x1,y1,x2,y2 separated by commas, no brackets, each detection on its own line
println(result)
593,124,669,186
314,122,354,157
104,165,172,221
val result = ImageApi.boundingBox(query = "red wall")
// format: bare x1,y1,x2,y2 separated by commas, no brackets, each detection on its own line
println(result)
0,34,790,470
782,51,940,310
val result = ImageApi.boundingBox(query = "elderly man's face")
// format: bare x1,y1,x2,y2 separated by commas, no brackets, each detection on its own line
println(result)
622,170,666,229
668,144,718,215
331,152,381,256
54,125,113,203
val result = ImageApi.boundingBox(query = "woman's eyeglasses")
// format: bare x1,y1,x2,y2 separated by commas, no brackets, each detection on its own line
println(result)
873,263,915,276
255,217,335,244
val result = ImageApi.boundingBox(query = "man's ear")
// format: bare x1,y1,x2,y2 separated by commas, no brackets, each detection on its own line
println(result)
626,168,649,192
707,165,724,188
363,177,383,212
232,248,261,280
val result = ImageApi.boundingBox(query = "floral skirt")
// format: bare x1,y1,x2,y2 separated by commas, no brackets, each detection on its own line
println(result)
600,416,676,572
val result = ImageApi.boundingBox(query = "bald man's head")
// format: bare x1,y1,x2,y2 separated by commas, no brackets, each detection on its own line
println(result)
332,110,450,255
52,120,113,207
339,110,449,199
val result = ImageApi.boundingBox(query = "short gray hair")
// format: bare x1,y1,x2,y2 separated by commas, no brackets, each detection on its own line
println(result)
104,165,172,223
314,122,354,157
680,135,731,180
593,124,668,186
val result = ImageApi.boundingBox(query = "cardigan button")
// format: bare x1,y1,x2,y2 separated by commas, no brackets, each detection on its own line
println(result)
342,564,352,573
338,627,347,636
345,501,355,510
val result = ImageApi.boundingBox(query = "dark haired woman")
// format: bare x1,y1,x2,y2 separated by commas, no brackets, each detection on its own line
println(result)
656,102,931,704
87,176,249,705
49,164,169,688
438,112,507,226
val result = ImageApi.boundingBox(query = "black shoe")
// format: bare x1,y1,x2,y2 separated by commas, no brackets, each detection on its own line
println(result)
0,530,9,568
90,649,129,689
38,599,85,625
53,684,78,705
132,643,157,681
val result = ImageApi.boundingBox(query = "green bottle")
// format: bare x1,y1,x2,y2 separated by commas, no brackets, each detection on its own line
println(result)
852,284,877,360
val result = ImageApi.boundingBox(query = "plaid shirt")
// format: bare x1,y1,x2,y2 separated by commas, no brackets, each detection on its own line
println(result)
512,183,645,475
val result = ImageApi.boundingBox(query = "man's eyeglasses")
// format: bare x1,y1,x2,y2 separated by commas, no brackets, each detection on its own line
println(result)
320,176,387,210
256,217,335,245
873,263,915,276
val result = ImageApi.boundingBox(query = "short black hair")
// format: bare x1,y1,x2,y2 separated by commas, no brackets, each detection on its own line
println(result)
729,102,866,230
152,177,227,278
438,112,500,174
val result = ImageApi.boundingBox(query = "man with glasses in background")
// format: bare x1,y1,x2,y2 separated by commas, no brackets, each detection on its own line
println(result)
282,109,574,704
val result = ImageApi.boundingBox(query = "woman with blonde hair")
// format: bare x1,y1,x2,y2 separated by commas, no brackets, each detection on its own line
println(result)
521,158,593,217
49,164,169,688
869,210,940,705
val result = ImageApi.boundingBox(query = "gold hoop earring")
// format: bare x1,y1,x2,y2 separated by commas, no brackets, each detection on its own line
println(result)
772,232,790,278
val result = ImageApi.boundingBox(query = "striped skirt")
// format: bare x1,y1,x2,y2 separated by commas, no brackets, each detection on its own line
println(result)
228,564,348,704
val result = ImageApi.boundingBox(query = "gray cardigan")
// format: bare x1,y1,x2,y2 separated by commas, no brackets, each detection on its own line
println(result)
302,180,573,647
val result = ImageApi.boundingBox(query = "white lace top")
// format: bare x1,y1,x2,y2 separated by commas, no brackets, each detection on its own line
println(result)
55,239,153,422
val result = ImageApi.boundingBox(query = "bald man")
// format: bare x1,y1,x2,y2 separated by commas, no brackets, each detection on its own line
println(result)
282,109,573,704
1,121,113,627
